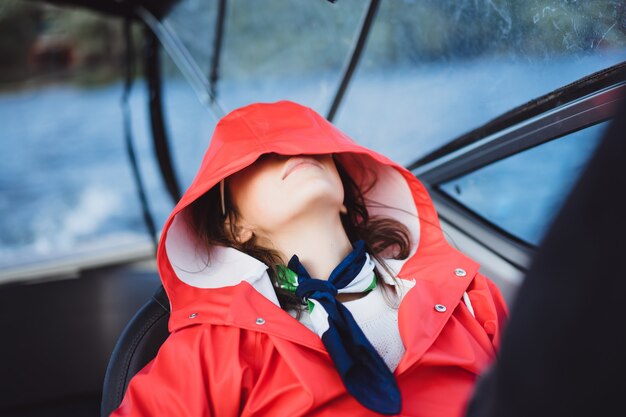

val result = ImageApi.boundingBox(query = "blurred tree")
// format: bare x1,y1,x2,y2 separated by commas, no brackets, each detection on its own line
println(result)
0,1,143,89
0,0,41,84
1,0,624,89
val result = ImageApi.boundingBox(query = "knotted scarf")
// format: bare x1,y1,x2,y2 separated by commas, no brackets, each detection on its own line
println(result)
276,239,402,415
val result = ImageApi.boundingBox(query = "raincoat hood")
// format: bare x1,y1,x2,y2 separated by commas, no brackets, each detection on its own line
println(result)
159,100,453,325
115,100,508,417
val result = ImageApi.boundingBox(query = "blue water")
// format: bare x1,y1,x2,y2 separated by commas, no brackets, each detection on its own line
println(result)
0,53,624,270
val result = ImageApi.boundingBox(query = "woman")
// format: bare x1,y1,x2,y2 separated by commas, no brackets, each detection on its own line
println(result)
111,100,508,417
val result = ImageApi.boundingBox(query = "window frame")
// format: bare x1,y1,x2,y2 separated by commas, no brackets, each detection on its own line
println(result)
412,80,626,269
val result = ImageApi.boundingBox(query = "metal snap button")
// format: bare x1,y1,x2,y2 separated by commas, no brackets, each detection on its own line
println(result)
455,268,467,277
255,317,266,325
434,304,447,313
188,313,198,319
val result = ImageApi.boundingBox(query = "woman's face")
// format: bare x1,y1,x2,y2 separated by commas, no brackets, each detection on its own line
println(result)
226,153,345,241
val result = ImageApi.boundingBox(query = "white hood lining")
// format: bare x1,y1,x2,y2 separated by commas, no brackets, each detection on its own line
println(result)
165,214,281,305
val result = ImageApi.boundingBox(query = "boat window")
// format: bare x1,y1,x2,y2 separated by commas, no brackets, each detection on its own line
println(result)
333,1,626,166
162,0,366,114
438,121,609,246
0,3,166,278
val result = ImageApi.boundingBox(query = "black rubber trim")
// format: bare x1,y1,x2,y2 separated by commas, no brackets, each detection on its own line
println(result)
408,62,626,171
208,0,227,103
145,26,182,203
326,0,380,122
416,82,625,184
122,15,159,253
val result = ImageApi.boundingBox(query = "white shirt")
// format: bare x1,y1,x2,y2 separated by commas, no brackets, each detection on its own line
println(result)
294,276,415,372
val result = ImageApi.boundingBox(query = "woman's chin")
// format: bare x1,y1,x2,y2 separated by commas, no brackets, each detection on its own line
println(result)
285,178,342,206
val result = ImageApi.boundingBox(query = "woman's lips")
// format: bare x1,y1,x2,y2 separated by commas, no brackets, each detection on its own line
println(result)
281,156,322,180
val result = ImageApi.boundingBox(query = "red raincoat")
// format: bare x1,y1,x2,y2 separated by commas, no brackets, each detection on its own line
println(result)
111,100,508,417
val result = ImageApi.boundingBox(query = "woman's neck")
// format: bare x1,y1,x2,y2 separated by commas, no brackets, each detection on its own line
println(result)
264,212,353,280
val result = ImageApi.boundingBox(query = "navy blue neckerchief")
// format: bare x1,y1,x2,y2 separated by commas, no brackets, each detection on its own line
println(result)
287,239,402,415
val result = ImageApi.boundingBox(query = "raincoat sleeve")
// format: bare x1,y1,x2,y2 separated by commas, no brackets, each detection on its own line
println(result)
110,324,259,417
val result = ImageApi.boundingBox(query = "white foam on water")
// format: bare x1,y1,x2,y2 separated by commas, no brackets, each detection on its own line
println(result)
28,185,123,255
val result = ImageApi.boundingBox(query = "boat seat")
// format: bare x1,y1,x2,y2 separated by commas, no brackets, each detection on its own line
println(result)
101,285,171,417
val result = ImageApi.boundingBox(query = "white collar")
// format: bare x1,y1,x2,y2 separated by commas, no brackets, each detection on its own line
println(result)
165,211,413,307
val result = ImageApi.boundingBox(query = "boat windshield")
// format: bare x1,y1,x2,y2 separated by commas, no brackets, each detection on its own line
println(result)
162,0,626,170
0,0,625,279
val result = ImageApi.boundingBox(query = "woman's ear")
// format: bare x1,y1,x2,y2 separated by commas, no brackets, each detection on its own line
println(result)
340,204,348,214
224,216,254,244
236,228,254,244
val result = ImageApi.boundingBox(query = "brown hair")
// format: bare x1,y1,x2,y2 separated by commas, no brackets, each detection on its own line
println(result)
187,154,412,313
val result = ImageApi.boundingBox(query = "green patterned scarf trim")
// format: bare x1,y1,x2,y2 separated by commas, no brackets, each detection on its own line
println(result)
275,264,377,312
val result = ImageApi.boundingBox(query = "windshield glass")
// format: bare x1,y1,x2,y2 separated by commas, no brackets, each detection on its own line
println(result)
164,0,626,167
162,0,366,115
0,3,167,277
2,0,624,276
335,0,626,165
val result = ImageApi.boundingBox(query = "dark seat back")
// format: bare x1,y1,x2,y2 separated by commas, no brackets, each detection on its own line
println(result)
101,285,170,417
